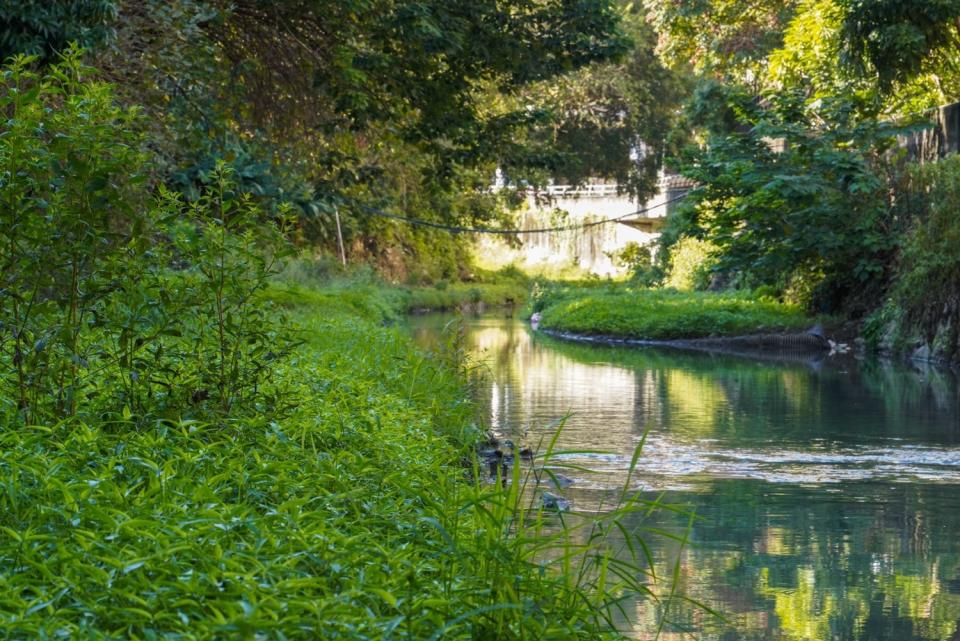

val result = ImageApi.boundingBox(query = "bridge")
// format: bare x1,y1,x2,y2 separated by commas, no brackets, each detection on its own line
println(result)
531,174,694,233
479,173,694,276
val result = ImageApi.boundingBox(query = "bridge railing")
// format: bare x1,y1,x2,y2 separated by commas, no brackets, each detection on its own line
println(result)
534,183,620,198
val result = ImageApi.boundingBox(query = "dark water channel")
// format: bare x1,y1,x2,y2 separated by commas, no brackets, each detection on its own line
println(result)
406,313,960,641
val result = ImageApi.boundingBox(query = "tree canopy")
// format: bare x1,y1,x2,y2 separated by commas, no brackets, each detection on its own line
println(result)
5,0,680,279
840,0,960,93
650,0,960,311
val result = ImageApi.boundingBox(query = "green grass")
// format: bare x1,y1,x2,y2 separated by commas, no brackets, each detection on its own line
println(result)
536,286,814,340
267,279,527,320
273,258,531,314
401,281,527,311
264,280,407,323
1,284,672,639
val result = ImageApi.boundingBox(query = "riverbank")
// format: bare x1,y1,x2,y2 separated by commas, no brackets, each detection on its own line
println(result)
274,261,531,315
534,286,816,341
1,281,644,639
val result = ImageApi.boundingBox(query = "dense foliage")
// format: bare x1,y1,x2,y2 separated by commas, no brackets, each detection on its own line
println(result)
0,56,676,639
644,0,798,82
0,1,116,62
1,0,668,280
648,0,960,328
0,54,292,425
864,156,960,359
520,8,685,198
840,0,960,93
2,286,663,638
673,85,908,311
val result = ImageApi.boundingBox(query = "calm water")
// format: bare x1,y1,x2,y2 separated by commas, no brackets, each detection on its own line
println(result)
406,313,960,641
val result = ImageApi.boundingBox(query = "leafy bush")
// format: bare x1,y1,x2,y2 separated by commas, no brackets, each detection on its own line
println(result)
664,237,717,291
0,54,291,425
0,52,148,421
0,2,117,63
609,241,662,286
671,85,906,311
752,285,781,301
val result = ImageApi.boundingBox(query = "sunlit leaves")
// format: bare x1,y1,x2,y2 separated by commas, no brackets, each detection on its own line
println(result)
840,0,960,94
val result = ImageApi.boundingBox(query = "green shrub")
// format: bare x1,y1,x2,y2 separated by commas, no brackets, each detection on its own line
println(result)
889,156,960,355
162,169,296,415
0,2,116,63
664,237,717,291
610,242,663,286
0,54,292,425
0,52,148,421
673,87,901,309
752,284,781,301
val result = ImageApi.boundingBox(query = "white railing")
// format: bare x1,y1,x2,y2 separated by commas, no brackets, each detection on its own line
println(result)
536,183,620,198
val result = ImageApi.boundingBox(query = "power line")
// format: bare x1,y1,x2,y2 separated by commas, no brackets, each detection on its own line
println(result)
356,192,688,235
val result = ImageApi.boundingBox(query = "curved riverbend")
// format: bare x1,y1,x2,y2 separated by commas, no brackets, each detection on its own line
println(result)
407,313,960,641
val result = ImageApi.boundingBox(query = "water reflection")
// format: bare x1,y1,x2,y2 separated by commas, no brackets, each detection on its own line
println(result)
406,314,960,640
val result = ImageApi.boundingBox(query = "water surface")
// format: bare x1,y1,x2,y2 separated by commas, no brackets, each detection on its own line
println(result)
407,313,960,640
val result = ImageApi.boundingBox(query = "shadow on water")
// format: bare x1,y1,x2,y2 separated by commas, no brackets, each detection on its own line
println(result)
406,313,960,640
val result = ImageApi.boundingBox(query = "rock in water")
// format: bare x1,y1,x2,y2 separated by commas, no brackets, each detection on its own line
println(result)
806,323,826,340
541,492,571,512
548,473,574,489
535,469,574,488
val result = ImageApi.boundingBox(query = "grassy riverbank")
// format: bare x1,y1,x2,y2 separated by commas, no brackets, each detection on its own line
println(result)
277,260,531,313
0,56,662,633
534,286,814,340
2,283,653,639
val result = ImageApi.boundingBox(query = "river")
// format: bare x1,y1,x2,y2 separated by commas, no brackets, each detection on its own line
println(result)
406,312,960,641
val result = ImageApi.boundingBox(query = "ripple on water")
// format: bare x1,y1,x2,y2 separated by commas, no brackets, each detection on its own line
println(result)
545,435,960,490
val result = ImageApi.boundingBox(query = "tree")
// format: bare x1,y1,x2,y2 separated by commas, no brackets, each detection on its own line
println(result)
522,10,687,199
46,0,635,276
673,84,904,310
0,0,117,63
840,0,960,96
644,0,799,85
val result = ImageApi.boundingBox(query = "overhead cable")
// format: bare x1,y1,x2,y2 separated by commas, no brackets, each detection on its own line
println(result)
355,192,689,235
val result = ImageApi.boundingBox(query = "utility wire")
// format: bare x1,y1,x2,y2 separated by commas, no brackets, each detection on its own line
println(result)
355,192,689,235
